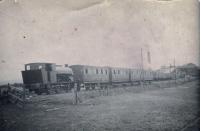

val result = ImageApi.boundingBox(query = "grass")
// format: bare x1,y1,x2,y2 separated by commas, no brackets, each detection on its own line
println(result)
0,79,199,131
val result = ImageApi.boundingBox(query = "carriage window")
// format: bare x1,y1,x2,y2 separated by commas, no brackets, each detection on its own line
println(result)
46,64,53,71
26,65,30,70
113,70,116,74
105,70,107,74
85,68,88,74
38,65,42,69
118,70,120,74
96,69,98,74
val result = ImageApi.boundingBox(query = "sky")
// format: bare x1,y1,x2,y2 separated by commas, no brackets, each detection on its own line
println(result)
0,0,199,84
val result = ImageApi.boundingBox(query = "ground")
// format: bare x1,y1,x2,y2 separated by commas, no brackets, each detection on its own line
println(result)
0,80,199,131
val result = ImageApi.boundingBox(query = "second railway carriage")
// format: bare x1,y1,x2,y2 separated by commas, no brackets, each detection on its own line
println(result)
130,69,154,83
153,71,162,80
143,70,154,81
110,67,130,83
130,69,141,82
153,71,171,81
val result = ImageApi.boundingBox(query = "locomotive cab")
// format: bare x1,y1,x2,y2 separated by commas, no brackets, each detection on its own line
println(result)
22,63,74,85
22,63,57,85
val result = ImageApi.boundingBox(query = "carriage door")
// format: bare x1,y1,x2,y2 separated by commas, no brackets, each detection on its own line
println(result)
129,69,131,82
108,67,112,85
46,64,52,82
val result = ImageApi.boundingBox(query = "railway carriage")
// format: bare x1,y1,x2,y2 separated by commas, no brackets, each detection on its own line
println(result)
143,70,154,81
130,69,141,82
70,65,132,89
153,71,171,81
110,67,130,83
69,65,110,89
130,69,153,83
153,71,159,80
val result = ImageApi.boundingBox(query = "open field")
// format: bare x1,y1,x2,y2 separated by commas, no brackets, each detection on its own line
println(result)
0,80,199,131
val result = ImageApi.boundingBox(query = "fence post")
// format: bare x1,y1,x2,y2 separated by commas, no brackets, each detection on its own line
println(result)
22,84,26,109
7,83,10,91
74,83,78,105
106,86,109,96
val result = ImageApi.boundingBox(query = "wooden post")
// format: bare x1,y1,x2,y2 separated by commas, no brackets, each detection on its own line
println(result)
169,64,171,87
174,59,176,86
74,83,78,105
184,74,186,83
7,83,10,91
140,48,144,88
106,86,108,96
22,84,26,109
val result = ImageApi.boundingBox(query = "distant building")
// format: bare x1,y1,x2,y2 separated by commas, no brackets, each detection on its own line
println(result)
158,63,200,79
176,63,200,78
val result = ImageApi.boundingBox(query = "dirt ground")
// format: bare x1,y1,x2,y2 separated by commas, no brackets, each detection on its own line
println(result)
0,80,199,131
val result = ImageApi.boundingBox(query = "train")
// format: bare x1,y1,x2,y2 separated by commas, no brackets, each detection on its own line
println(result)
21,63,172,93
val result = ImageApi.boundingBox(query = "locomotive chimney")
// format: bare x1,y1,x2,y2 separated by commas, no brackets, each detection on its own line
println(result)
65,64,68,67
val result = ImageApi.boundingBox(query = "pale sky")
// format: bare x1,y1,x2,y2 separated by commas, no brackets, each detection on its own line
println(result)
0,0,199,84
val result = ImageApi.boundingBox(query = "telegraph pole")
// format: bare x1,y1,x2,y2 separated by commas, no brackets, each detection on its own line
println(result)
140,48,144,87
169,64,171,87
174,58,176,86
